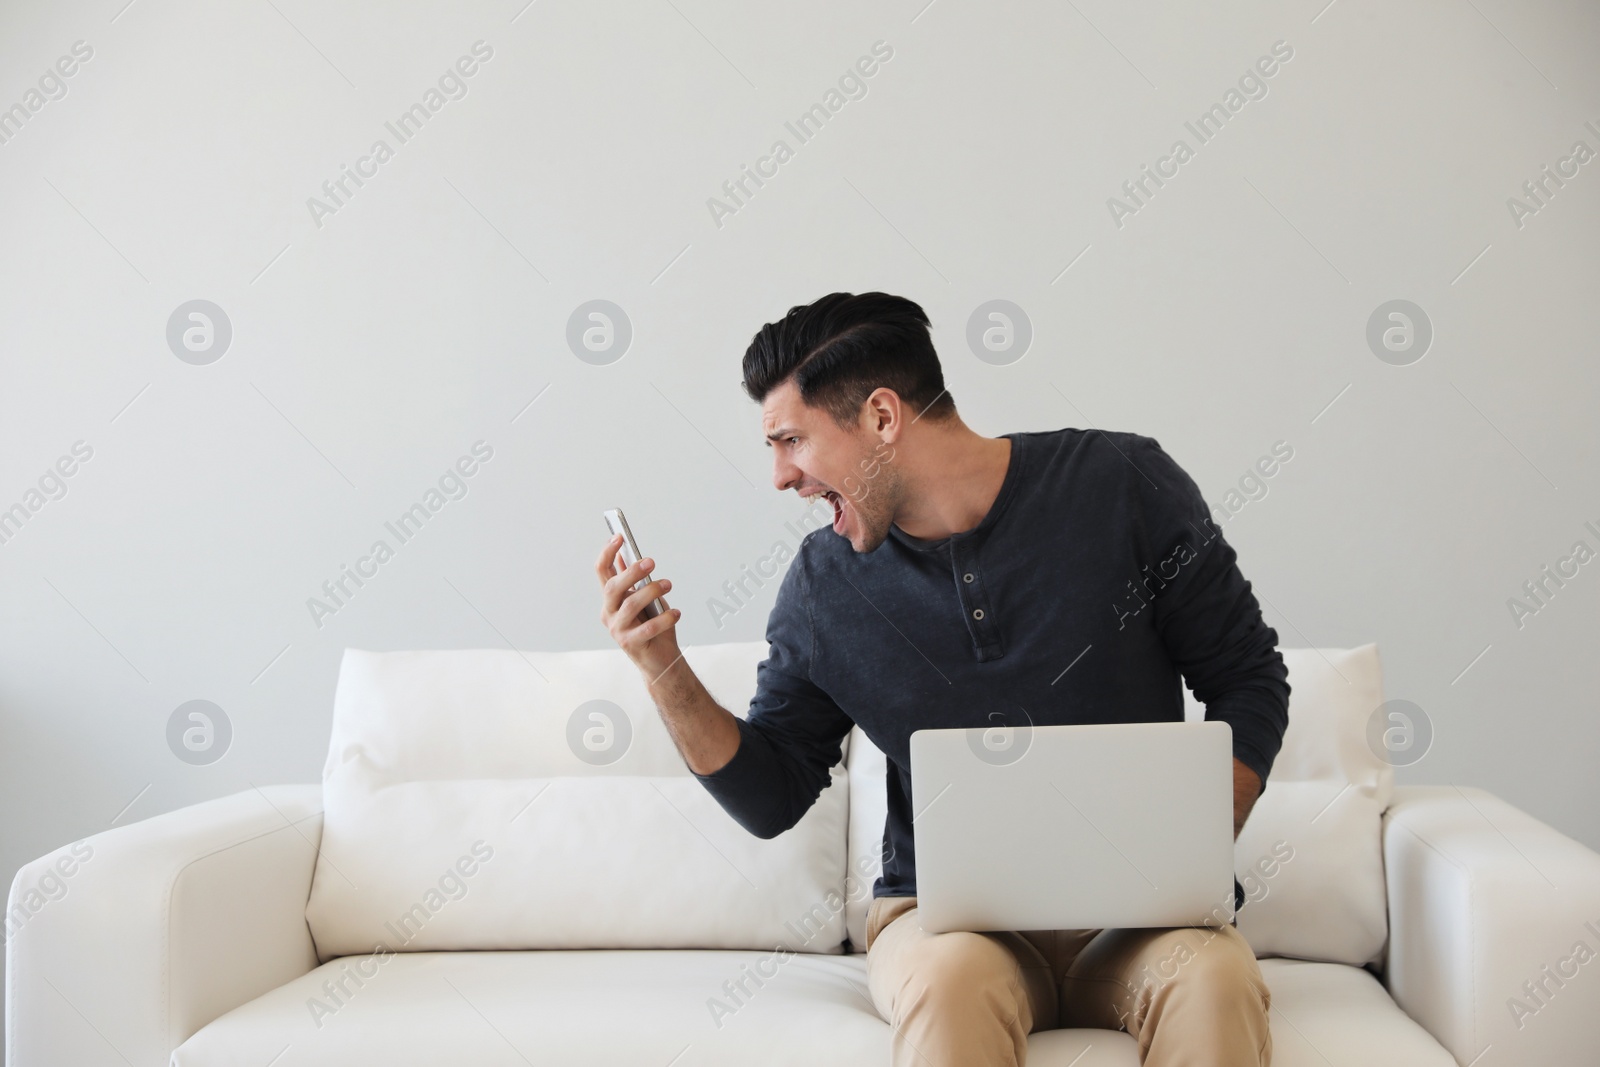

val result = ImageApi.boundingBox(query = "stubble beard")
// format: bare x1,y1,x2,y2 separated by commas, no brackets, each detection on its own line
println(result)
845,463,903,554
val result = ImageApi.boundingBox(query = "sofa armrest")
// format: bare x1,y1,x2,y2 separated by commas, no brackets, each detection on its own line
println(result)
6,784,323,1067
1383,784,1600,1066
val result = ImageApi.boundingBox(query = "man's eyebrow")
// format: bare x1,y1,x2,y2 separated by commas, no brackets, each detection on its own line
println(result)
764,427,800,443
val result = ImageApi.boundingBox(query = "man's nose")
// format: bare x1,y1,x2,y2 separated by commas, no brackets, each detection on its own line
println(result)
772,452,801,492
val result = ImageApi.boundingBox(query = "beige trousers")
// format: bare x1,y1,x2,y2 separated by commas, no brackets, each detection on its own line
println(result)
864,896,1272,1067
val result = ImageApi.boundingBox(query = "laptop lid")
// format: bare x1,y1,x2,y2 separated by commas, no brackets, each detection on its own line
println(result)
908,721,1236,934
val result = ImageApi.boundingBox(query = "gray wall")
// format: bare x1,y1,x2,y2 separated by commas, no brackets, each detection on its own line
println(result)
2,0,1597,1050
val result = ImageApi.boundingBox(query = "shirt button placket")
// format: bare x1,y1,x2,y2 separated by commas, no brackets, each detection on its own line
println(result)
954,550,988,645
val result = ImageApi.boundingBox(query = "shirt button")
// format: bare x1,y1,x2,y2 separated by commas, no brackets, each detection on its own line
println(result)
972,608,985,620
963,573,974,583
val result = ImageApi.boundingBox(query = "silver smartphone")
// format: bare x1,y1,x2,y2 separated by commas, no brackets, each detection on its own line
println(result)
603,508,664,619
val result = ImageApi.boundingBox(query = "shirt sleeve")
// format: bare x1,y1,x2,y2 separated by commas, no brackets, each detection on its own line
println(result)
690,538,855,839
1129,435,1291,790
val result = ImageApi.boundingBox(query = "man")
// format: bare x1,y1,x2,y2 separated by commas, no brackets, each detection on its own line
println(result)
596,291,1288,1066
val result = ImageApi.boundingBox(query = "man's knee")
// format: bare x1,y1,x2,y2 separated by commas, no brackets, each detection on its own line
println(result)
894,931,1024,1014
869,928,1042,1067
915,927,1011,998
1160,927,1270,1011
1078,925,1265,1011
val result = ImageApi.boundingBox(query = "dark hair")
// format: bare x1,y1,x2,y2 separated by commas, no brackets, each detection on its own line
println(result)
741,292,957,429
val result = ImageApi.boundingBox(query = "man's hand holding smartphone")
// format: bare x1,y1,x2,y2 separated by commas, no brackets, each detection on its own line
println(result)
594,512,741,776
596,532,681,681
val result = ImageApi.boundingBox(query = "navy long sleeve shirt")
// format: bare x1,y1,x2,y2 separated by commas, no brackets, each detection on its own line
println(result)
692,427,1291,915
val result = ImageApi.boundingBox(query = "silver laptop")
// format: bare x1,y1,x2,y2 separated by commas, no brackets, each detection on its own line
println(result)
909,721,1235,933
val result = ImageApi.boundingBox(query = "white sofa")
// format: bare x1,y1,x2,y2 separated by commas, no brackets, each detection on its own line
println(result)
9,641,1600,1066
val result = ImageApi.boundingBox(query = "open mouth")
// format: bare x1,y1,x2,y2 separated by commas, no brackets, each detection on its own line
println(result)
817,490,846,534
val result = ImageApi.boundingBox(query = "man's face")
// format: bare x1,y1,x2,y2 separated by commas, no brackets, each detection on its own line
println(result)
762,380,900,553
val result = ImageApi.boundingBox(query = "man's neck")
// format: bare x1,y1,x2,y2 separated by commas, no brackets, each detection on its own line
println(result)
891,428,1013,542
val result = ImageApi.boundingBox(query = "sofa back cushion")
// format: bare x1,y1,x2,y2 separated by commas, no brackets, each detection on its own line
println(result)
1207,644,1392,966
845,644,1392,966
305,642,849,960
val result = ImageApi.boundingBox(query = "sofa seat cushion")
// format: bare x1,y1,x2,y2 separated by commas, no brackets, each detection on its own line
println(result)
1255,958,1456,1065
166,949,1134,1066
171,951,1452,1066
171,949,889,1067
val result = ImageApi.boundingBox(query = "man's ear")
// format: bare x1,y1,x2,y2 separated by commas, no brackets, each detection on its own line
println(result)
861,387,905,444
